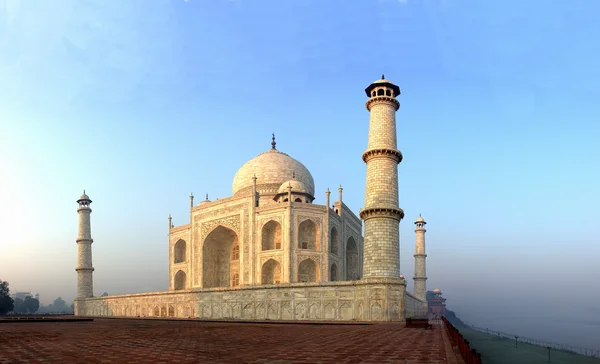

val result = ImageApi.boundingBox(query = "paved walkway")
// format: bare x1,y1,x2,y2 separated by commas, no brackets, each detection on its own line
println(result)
0,318,455,363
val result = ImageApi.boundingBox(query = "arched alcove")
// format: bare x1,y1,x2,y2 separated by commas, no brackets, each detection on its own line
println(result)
298,219,318,250
262,220,282,250
202,226,238,288
174,239,186,263
261,259,281,284
298,259,318,283
346,237,359,281
329,227,338,255
174,270,186,290
330,263,338,281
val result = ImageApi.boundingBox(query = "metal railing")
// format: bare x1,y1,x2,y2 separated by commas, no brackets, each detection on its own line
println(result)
468,324,600,359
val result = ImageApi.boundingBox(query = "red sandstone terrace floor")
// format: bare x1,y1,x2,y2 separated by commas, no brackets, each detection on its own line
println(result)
0,318,455,363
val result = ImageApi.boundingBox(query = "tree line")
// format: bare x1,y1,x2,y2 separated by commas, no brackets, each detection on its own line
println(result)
0,279,74,315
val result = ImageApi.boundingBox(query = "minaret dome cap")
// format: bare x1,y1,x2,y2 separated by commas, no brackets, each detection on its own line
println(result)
365,75,401,97
77,190,91,203
415,215,426,224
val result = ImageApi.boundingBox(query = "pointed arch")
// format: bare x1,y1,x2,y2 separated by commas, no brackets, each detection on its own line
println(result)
202,225,239,288
346,236,359,281
329,227,338,255
298,219,318,250
298,259,318,283
330,263,338,281
174,270,186,290
174,239,186,263
261,259,281,284
262,220,282,251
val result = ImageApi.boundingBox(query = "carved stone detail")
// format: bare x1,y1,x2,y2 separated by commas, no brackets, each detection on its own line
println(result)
296,215,321,226
200,215,241,241
243,208,249,258
361,148,403,164
195,204,247,222
365,96,399,111
345,225,361,240
296,254,320,265
260,254,282,265
359,207,404,221
259,215,282,226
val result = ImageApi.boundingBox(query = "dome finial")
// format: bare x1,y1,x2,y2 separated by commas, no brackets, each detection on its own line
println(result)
271,133,276,150
292,171,295,179
381,74,385,80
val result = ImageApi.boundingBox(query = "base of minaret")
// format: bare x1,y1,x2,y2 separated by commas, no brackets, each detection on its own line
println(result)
360,207,404,279
76,267,95,298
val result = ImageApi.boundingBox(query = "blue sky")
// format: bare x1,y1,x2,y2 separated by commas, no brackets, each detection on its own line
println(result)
1,0,599,348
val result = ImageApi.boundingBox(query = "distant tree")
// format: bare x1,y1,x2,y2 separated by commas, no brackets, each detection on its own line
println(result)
13,297,24,313
38,304,55,314
23,296,40,314
53,297,67,313
0,280,15,315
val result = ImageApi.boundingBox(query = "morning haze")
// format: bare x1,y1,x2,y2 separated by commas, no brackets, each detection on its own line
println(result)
1,0,598,351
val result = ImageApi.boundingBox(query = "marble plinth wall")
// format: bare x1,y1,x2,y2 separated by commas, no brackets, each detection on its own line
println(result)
404,291,429,318
75,280,427,322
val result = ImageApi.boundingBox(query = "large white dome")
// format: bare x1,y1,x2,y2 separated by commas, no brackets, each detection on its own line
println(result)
232,149,315,197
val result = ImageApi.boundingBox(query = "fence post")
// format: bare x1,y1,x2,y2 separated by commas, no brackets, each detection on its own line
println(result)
515,336,519,348
547,346,551,362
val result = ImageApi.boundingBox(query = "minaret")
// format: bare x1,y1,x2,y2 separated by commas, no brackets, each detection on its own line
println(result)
413,215,427,301
360,75,404,279
337,185,343,217
76,191,94,298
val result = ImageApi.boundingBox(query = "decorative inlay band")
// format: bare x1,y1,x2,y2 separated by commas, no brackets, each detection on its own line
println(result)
362,148,402,164
365,97,400,111
200,215,241,241
359,207,404,221
297,215,321,226
75,267,95,272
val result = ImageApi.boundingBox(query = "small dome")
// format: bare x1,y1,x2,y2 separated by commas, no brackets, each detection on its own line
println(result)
78,191,90,201
277,179,308,194
232,149,314,196
433,288,441,293
364,75,401,97
373,78,393,84
416,216,425,222
199,194,211,204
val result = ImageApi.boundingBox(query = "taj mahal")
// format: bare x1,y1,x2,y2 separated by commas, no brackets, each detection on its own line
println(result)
74,76,430,321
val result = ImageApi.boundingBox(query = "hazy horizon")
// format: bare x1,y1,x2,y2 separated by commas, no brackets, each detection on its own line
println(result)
1,0,599,351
